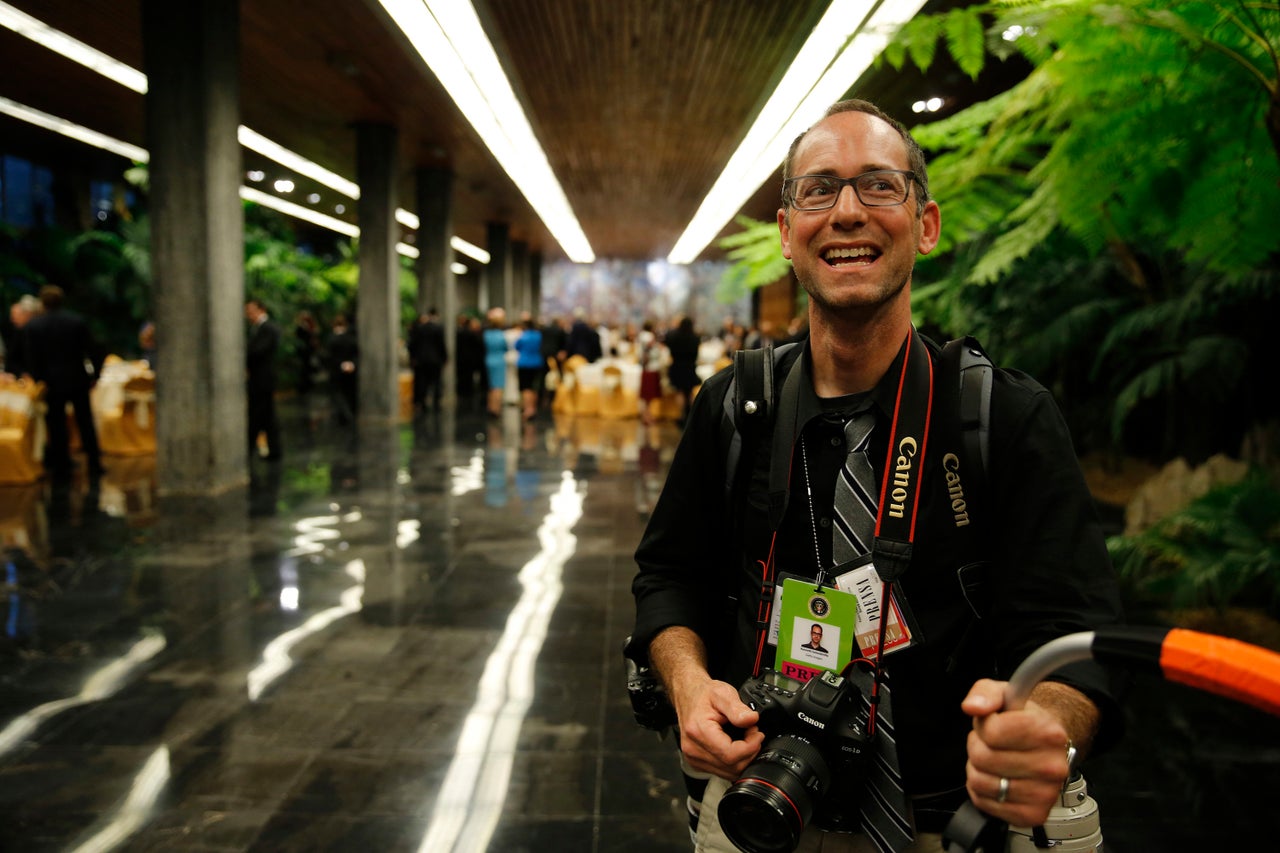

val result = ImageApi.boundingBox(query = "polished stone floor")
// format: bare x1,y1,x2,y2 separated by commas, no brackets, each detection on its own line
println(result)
1,393,1277,852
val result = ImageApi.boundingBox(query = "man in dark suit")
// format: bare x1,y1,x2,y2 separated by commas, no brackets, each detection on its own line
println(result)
245,298,282,461
407,308,447,414
325,313,359,425
23,284,103,483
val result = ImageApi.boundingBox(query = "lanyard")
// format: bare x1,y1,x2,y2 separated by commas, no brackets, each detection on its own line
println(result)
749,328,936,689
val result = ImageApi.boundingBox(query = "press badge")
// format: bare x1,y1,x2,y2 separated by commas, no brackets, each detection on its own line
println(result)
833,561,916,659
770,577,860,683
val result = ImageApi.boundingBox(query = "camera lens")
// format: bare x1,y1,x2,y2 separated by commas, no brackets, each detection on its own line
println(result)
718,735,832,853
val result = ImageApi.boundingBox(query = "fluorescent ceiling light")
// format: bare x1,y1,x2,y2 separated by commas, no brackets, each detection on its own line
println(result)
238,126,361,199
667,0,930,264
5,5,481,264
3,93,428,261
451,236,490,264
0,1,147,93
240,187,359,238
377,0,594,263
0,95,149,162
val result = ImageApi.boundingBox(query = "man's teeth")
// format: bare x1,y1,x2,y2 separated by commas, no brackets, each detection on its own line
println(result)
824,247,876,262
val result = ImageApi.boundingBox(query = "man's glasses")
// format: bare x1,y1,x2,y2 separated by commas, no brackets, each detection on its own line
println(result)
782,170,917,210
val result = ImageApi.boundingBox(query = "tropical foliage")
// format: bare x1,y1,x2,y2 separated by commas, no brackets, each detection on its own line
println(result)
1,194,419,389
890,0,1279,282
1108,471,1280,613
719,0,1280,464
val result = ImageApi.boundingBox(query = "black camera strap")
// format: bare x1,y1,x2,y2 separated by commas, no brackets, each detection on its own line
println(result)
864,328,934,736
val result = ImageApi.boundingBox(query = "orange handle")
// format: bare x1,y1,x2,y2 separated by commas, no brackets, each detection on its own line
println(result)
1160,628,1280,717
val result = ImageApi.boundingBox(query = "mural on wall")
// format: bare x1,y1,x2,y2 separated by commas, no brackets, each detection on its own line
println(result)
539,259,749,333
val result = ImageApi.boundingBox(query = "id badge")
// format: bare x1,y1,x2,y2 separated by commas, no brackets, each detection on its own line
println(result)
833,560,915,659
772,577,862,683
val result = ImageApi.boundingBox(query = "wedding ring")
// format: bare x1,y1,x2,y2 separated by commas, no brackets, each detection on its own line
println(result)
996,776,1010,804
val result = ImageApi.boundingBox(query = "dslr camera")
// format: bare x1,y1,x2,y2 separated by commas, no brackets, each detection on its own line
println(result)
718,666,875,853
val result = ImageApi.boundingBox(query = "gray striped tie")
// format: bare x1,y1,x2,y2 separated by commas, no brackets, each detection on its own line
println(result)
831,412,916,852
859,674,914,853
832,411,878,565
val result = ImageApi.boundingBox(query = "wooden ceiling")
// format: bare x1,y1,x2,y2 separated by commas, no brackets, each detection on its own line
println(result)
2,0,1014,262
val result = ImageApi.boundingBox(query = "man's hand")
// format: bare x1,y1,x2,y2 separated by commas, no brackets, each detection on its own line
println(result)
672,676,764,780
648,626,764,780
962,679,1095,827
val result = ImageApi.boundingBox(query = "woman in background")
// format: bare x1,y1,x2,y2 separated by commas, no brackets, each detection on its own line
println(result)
482,307,509,417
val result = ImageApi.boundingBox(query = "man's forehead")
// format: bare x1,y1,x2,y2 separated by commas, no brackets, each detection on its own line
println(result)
794,111,908,171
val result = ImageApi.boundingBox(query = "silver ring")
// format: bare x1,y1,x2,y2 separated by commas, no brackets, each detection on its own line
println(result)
996,776,1010,804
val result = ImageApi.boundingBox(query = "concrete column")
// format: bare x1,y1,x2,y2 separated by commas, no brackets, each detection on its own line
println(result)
414,166,453,316
142,0,246,496
530,251,543,319
415,167,455,407
456,267,481,315
485,221,512,314
356,123,399,423
511,240,529,317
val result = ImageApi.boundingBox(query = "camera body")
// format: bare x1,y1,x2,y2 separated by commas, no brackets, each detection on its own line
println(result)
623,639,677,731
719,667,875,853
738,668,873,761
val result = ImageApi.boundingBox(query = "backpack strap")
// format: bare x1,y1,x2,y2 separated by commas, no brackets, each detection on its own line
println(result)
722,343,798,498
943,336,993,510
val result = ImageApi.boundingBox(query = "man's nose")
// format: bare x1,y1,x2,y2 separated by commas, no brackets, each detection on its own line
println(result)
829,183,868,222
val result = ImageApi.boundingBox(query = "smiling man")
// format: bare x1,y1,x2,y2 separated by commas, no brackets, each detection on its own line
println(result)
630,100,1126,853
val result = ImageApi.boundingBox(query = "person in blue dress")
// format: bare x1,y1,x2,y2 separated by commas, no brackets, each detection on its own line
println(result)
483,307,509,418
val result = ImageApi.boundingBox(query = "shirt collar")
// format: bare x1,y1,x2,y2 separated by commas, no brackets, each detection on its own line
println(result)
791,333,911,429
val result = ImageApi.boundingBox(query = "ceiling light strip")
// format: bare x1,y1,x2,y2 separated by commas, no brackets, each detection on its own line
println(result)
450,236,490,264
1,94,427,262
0,1,147,93
0,95,149,162
377,0,595,263
241,187,360,237
4,6,484,264
238,126,361,199
667,0,929,264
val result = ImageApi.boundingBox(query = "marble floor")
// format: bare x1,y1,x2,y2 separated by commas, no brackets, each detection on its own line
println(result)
1,393,1276,852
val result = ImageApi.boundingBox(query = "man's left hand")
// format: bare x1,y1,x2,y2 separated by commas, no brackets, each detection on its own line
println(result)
961,679,1078,827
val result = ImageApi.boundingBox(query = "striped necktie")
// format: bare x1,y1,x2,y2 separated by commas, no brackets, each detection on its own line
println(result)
832,411,878,565
830,411,916,852
859,673,914,853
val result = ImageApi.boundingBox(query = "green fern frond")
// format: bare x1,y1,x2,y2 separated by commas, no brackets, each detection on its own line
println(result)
1108,472,1280,611
944,8,992,78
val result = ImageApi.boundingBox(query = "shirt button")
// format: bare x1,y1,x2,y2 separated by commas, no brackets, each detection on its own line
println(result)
830,436,842,447
819,517,831,529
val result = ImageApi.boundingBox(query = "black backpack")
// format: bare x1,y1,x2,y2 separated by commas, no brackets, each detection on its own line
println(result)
718,336,996,632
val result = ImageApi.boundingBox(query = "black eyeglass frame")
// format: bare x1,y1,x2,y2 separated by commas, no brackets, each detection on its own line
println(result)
781,169,921,210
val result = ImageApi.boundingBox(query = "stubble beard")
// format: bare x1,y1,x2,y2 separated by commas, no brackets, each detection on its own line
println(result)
798,262,912,321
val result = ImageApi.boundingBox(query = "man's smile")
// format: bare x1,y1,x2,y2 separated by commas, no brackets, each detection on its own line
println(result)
821,245,881,267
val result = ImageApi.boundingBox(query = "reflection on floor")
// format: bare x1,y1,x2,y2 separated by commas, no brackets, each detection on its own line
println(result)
0,394,1276,852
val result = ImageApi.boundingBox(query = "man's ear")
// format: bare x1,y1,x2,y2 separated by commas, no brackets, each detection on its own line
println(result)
917,200,941,255
777,208,793,260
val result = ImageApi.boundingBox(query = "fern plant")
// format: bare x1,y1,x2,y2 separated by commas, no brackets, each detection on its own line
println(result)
888,0,1280,283
1108,471,1280,613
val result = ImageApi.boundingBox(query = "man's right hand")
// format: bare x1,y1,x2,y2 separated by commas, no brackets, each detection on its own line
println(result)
648,626,764,780
673,676,764,780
